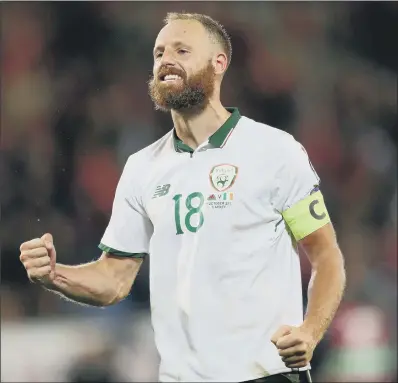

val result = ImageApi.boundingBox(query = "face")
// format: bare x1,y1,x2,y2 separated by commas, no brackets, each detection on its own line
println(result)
148,20,222,113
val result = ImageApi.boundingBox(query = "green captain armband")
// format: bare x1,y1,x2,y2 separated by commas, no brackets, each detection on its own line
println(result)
281,190,330,241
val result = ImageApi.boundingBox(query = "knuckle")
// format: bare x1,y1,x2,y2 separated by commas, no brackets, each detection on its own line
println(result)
24,261,34,270
20,251,30,262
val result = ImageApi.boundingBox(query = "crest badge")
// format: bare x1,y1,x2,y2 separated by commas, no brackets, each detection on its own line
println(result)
209,164,238,192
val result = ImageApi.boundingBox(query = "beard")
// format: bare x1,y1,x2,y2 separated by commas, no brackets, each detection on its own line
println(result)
148,60,216,113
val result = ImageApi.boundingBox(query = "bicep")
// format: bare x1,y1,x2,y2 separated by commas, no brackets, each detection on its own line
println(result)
281,189,343,266
282,190,331,242
298,223,341,266
274,138,344,267
298,222,345,275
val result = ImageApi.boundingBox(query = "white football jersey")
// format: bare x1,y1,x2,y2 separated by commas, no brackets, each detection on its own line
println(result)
100,108,325,382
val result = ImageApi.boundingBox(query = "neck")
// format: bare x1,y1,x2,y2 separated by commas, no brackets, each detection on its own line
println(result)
171,99,231,149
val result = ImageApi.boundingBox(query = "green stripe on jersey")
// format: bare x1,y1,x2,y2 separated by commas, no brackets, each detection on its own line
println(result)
173,107,241,152
98,243,147,258
209,107,241,148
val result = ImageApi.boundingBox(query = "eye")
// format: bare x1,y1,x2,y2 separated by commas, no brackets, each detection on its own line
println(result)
177,49,189,55
155,52,163,59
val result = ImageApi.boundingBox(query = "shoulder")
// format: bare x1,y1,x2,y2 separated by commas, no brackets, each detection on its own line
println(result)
124,130,174,170
237,115,302,156
118,130,174,189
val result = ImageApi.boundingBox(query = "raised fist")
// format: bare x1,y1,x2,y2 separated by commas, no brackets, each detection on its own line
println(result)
19,233,56,285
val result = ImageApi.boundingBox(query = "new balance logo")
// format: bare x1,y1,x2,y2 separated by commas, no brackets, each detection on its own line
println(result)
152,184,171,199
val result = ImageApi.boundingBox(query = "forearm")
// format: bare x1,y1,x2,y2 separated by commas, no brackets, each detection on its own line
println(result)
44,262,120,307
301,246,346,345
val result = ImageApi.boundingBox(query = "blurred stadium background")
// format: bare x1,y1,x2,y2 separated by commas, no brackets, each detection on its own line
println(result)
1,2,397,382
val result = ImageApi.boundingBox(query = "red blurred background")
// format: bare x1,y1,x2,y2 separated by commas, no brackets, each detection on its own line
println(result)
1,2,396,382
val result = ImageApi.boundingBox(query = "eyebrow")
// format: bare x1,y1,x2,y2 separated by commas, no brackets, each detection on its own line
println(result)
153,41,192,55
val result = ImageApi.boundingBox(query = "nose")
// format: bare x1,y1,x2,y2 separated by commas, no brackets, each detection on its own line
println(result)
159,49,176,67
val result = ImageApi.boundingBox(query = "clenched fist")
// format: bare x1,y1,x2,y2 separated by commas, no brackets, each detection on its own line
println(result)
271,325,316,369
19,233,56,285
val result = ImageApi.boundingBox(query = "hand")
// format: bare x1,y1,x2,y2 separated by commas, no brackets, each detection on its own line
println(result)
271,325,316,368
19,233,56,285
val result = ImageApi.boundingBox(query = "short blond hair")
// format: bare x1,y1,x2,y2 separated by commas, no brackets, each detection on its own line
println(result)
164,12,232,67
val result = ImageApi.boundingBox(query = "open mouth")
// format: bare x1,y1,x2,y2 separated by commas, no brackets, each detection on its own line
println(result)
160,74,183,83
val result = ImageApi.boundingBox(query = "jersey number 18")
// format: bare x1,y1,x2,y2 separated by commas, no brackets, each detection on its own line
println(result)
173,193,205,234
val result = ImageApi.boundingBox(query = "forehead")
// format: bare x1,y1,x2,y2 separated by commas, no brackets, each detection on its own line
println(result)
155,19,211,50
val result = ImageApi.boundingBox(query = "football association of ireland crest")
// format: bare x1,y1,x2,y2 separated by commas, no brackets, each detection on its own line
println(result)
209,164,238,192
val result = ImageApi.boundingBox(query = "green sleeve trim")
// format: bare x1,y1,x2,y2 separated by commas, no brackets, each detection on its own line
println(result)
98,243,147,258
282,190,331,241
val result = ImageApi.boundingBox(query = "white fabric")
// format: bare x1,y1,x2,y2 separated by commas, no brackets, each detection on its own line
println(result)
101,116,318,381
101,155,153,254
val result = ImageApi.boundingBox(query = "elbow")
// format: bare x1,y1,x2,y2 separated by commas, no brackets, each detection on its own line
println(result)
335,263,347,298
328,257,347,292
341,262,347,290
328,257,346,283
312,247,346,283
335,249,346,285
102,293,123,307
103,281,131,306
330,251,346,281
316,244,345,270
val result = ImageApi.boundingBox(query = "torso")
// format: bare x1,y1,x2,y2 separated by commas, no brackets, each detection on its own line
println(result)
133,116,305,381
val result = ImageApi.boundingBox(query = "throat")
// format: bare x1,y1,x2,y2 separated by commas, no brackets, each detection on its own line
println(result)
172,105,231,150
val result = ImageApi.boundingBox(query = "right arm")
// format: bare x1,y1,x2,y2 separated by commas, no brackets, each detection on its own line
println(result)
20,155,152,307
19,235,143,307
51,253,143,306
52,254,143,306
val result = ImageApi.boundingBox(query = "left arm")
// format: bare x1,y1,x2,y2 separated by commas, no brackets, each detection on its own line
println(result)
270,136,346,368
299,222,346,347
271,222,346,368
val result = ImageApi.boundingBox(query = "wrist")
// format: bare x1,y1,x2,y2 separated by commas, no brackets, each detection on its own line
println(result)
39,276,57,291
300,321,321,347
40,265,63,291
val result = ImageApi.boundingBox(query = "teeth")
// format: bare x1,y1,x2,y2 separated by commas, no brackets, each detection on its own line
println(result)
164,75,182,81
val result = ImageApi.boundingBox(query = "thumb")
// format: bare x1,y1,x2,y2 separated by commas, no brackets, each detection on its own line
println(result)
271,325,293,346
41,233,56,279
41,233,53,248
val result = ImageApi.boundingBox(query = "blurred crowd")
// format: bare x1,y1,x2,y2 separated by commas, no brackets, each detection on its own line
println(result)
1,2,397,382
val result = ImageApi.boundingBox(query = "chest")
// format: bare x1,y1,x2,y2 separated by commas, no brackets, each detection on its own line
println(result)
142,149,278,229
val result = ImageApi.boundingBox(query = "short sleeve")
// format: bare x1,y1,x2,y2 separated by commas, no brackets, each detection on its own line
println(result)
99,156,153,257
272,136,320,214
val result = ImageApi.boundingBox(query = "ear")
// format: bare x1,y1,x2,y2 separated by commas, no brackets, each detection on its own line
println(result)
214,52,228,75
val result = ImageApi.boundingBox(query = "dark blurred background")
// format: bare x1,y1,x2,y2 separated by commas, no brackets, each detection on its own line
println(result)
1,2,397,382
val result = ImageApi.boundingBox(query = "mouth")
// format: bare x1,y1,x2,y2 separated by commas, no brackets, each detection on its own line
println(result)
160,74,183,83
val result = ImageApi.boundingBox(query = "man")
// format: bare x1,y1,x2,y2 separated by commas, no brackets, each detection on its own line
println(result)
19,13,346,383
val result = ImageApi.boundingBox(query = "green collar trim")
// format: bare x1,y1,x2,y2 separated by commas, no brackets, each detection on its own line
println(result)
173,107,241,152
